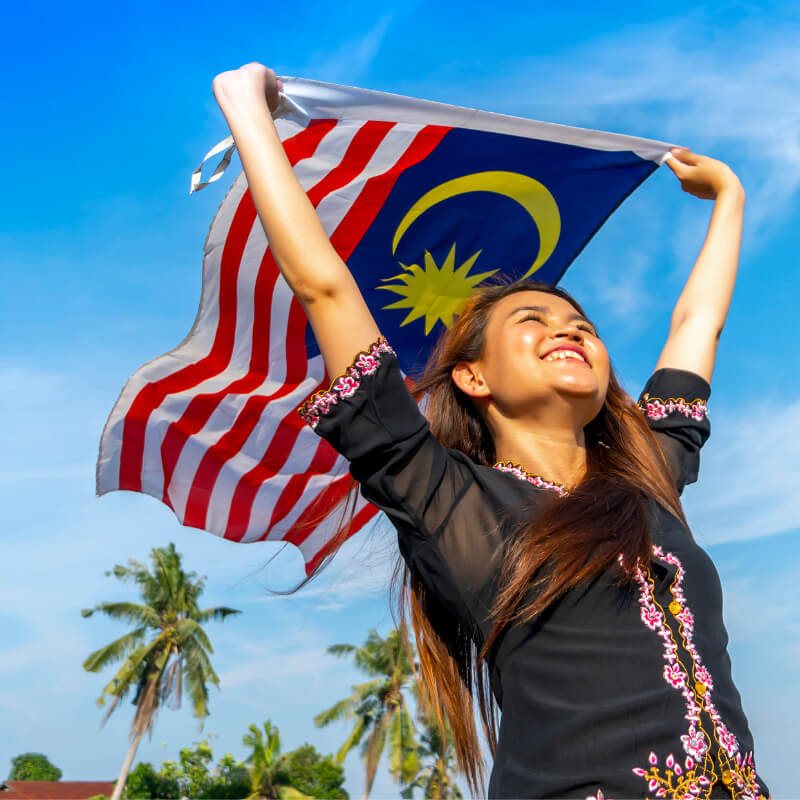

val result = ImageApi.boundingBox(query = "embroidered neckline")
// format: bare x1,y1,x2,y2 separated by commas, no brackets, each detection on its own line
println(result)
639,393,709,422
298,337,396,430
492,461,568,497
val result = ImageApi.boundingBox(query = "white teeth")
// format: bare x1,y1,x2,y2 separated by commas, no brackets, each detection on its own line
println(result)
545,349,585,362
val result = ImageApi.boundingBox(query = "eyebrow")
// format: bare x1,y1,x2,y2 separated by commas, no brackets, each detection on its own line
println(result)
508,305,594,326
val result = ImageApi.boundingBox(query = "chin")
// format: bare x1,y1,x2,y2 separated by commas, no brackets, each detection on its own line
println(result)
553,376,601,396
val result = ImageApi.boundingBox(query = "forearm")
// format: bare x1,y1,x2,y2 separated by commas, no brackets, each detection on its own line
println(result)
669,184,745,336
213,69,381,378
215,90,352,305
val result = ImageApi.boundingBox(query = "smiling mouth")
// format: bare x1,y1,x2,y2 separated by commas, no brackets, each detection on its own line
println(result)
542,348,590,365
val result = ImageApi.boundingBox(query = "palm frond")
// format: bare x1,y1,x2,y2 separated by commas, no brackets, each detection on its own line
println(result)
363,710,390,797
182,642,217,718
82,627,149,672
314,689,362,727
80,601,159,626
174,618,214,652
326,643,358,657
334,714,368,764
389,705,419,782
195,605,241,623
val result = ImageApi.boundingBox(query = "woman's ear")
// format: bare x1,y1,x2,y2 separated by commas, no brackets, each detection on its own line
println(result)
451,361,491,398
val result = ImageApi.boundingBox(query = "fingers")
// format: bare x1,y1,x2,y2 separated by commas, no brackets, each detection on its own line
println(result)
671,147,700,166
664,154,687,180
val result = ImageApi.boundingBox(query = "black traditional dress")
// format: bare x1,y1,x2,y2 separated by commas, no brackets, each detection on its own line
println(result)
299,337,770,800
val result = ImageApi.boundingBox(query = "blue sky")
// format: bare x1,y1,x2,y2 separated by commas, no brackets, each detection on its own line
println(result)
3,1,799,797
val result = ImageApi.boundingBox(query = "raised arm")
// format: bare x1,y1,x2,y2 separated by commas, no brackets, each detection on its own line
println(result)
212,63,381,378
654,147,746,383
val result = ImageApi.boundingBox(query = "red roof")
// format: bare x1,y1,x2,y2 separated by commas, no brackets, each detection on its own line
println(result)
0,782,115,799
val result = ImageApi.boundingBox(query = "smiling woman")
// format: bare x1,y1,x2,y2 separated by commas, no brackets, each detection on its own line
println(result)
212,62,766,799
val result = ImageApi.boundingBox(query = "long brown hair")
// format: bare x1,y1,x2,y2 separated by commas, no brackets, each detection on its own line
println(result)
304,280,685,796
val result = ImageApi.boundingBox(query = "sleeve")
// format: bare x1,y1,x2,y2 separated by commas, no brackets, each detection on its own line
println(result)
637,367,711,494
299,337,506,624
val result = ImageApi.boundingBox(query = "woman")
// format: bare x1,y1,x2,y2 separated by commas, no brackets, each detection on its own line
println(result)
212,63,768,799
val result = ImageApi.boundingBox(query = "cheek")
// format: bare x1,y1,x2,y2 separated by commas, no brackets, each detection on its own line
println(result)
485,328,538,386
595,346,611,386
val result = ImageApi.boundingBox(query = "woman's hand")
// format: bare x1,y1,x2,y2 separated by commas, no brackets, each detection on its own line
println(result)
665,148,744,201
212,62,284,118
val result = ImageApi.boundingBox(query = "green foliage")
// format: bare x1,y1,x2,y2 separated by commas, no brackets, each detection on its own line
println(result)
124,762,179,799
125,744,249,799
400,713,463,800
8,753,62,781
243,720,293,799
177,739,214,798
280,744,348,800
203,753,250,799
315,628,419,798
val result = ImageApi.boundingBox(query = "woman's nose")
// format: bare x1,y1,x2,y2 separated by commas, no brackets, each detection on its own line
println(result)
552,324,583,341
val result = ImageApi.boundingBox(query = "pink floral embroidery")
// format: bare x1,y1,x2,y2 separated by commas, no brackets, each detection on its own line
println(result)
635,751,713,798
653,546,741,760
638,394,709,422
492,461,568,497
586,791,613,800
298,338,396,429
487,452,769,799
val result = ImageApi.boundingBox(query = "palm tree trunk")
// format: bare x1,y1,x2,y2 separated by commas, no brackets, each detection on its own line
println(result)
110,727,145,800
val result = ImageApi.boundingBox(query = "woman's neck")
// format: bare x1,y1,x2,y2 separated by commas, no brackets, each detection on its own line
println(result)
493,423,587,488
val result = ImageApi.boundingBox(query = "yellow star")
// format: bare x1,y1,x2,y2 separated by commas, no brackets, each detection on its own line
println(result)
378,243,498,335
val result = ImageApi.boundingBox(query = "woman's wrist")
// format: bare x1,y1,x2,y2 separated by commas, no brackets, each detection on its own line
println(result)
715,179,746,208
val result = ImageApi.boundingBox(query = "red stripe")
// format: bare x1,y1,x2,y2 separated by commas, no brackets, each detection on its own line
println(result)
304,504,379,576
265,124,453,546
160,248,281,506
283,472,355,547
222,124,451,542
118,118,337,492
266,439,339,531
182,121,397,530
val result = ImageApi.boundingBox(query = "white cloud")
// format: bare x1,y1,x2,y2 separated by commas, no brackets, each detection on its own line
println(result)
684,397,800,545
300,14,393,85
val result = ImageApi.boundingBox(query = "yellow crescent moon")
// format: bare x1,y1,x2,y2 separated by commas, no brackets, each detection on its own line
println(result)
391,170,561,280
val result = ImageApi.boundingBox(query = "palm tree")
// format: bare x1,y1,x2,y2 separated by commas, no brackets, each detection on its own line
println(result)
315,628,419,800
81,542,240,800
242,719,294,799
400,713,463,800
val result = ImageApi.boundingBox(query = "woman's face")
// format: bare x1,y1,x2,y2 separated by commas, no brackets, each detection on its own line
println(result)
461,289,610,425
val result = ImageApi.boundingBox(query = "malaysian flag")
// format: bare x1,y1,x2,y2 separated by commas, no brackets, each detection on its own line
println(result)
97,77,672,574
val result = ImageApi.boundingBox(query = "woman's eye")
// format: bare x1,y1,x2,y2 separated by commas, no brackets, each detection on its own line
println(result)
578,324,596,335
519,314,544,324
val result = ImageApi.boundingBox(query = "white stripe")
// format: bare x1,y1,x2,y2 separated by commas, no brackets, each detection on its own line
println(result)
134,123,361,504
278,77,674,163
197,125,426,531
96,174,249,495
296,491,376,566
98,117,329,495
252,457,353,542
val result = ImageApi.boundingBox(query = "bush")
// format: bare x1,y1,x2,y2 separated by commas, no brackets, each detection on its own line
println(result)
125,762,180,799
282,745,348,800
8,753,62,781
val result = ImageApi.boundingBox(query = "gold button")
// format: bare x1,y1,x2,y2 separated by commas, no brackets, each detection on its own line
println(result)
722,770,734,785
669,600,682,615
695,681,706,695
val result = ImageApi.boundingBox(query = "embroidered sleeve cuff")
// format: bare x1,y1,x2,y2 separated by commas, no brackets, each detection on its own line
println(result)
298,337,396,430
638,368,711,422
